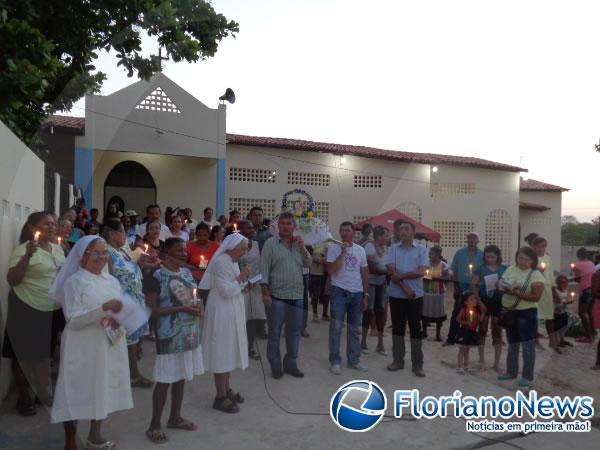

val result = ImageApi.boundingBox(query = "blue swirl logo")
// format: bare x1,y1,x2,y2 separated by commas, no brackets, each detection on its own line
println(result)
330,380,387,432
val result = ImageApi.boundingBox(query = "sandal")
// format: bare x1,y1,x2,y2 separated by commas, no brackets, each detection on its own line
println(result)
131,377,154,388
227,389,244,403
16,401,36,417
167,418,197,431
146,429,168,444
213,396,240,413
85,440,116,449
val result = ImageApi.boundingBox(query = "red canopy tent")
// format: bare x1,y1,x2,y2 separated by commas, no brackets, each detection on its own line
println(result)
355,209,441,242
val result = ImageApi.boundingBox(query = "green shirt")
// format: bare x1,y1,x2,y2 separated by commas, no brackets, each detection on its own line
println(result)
260,236,310,300
9,242,65,311
500,265,546,311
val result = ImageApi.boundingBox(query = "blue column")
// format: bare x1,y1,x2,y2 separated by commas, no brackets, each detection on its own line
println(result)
74,147,93,208
216,158,226,217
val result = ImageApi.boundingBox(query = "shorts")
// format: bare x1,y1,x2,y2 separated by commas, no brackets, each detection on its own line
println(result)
309,274,326,301
367,283,388,313
482,297,502,318
456,326,479,347
554,312,568,331
579,288,594,305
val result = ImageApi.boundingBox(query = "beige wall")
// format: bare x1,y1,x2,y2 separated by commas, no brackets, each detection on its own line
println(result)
226,144,521,262
519,190,563,268
0,121,45,403
92,151,217,221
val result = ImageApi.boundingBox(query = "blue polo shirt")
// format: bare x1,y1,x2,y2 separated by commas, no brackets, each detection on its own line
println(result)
384,241,429,299
450,247,484,292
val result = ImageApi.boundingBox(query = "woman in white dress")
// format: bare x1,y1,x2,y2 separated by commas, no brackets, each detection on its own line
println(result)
200,233,251,413
239,220,266,360
49,236,133,450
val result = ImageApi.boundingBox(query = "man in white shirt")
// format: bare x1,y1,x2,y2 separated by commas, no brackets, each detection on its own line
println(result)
200,207,218,228
136,204,171,241
326,221,369,375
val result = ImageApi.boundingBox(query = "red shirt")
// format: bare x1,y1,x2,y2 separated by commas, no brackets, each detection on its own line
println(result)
187,240,220,282
458,306,482,331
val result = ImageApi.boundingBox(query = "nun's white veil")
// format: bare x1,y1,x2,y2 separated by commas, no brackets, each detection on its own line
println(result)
49,235,107,305
198,233,248,289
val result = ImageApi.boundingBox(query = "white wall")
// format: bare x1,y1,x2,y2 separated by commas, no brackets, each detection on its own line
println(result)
226,144,521,262
519,190,563,268
92,151,217,221
0,121,45,403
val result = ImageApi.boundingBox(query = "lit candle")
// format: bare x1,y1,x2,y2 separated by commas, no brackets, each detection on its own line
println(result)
570,263,576,270
540,262,546,270
468,309,474,325
57,237,62,245
425,269,431,277
199,255,207,269
144,244,149,253
233,223,238,232
193,288,197,299
34,231,41,241
570,291,576,301
468,264,473,275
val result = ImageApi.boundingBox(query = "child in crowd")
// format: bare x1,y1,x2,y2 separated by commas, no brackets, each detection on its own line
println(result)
456,290,486,374
553,275,574,351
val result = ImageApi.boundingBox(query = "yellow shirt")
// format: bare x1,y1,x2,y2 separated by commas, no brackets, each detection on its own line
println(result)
9,242,65,311
501,265,545,311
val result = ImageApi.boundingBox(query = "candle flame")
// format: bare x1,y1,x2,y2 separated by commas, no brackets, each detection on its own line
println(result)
233,223,238,232
34,231,41,240
540,262,546,269
57,237,62,244
193,288,197,298
144,244,149,252
570,263,575,269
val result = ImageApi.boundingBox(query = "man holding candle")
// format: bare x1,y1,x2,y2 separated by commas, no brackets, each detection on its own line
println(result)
384,220,429,377
444,232,484,347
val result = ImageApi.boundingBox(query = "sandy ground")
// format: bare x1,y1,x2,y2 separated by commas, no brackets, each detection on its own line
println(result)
0,298,598,450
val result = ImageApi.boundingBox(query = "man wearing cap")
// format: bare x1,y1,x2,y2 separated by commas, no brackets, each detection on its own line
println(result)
444,232,484,346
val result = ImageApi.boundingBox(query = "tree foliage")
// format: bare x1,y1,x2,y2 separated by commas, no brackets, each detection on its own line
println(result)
561,216,599,245
0,0,238,145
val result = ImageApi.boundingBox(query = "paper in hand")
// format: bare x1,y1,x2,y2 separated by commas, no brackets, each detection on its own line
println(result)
111,293,150,335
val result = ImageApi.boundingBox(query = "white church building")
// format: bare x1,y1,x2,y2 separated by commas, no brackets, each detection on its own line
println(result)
43,73,567,264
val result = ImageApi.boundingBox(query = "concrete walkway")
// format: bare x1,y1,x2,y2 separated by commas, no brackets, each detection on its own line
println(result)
0,318,598,449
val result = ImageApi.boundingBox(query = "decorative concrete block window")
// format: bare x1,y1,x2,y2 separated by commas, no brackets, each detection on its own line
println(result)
228,198,276,218
2,200,9,217
229,168,277,183
135,87,181,113
430,183,476,196
314,202,330,224
485,209,512,260
434,220,475,248
397,201,422,223
287,171,330,186
353,215,373,224
354,175,382,188
529,216,551,225
15,203,22,220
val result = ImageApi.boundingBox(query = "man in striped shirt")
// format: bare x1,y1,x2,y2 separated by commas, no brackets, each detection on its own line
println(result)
260,212,311,379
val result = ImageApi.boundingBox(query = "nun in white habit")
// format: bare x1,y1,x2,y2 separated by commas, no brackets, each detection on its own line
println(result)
200,232,250,413
49,236,132,450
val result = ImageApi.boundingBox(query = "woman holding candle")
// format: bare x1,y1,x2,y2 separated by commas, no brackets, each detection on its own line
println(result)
143,237,204,443
573,247,596,343
422,246,449,343
200,233,250,413
186,223,219,283
456,290,486,374
497,247,545,388
144,220,165,260
103,219,153,388
471,245,507,372
57,218,73,256
3,211,66,416
532,237,559,352
49,236,132,450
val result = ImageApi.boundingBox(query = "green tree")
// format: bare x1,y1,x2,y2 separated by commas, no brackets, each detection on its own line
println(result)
561,218,598,245
0,0,238,146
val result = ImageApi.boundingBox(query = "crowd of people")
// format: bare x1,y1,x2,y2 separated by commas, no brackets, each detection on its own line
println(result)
2,202,600,449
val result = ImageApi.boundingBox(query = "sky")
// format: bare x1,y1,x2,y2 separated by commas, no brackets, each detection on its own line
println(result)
69,0,600,221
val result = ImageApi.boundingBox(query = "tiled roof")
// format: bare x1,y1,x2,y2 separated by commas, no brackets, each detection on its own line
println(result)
226,134,525,172
45,115,85,132
45,115,525,172
520,178,569,192
519,201,551,211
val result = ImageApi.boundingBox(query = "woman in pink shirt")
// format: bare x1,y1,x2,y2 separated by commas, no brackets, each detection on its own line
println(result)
573,248,596,343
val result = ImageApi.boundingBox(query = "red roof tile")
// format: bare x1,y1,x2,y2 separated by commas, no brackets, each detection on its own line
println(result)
45,115,526,172
519,201,551,211
226,134,525,172
520,178,569,192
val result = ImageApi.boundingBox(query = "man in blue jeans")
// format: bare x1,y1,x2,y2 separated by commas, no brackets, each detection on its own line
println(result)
326,222,369,375
260,212,311,379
